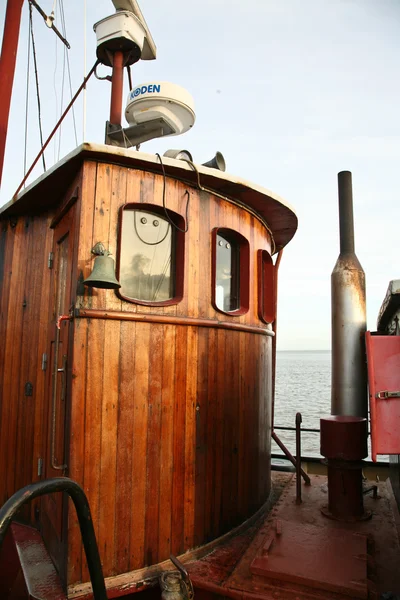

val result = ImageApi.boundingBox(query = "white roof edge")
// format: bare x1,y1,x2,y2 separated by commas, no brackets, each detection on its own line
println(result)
3,142,296,218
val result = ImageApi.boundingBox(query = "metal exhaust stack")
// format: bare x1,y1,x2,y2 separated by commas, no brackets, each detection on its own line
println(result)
331,171,368,418
320,171,369,522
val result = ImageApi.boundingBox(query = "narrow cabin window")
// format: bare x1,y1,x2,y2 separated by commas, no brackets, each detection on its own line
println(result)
257,249,276,323
118,205,185,306
212,228,249,316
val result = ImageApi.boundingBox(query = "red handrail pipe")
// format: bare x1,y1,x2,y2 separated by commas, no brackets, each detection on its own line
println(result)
0,0,25,190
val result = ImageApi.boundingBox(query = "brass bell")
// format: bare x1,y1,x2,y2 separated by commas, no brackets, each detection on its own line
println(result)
83,254,121,289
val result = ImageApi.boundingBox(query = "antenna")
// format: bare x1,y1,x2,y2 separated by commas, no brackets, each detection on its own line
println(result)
111,0,156,60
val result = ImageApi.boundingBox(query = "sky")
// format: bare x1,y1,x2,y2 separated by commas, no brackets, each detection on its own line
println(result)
1,0,399,350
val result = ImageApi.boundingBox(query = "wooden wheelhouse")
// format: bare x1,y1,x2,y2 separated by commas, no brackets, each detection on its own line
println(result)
0,143,297,594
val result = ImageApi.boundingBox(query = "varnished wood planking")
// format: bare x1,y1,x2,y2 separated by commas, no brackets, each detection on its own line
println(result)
129,322,150,570
82,318,105,582
68,164,97,584
63,160,275,584
106,165,127,312
76,161,98,312
90,163,114,311
237,331,248,519
158,324,176,559
68,317,89,584
14,217,36,500
183,327,198,550
212,327,226,537
0,212,54,526
194,327,209,546
31,214,53,491
187,190,200,319
15,217,47,504
98,320,120,575
144,324,164,566
1,219,26,501
204,327,217,541
115,320,136,575
171,325,187,556
78,163,272,327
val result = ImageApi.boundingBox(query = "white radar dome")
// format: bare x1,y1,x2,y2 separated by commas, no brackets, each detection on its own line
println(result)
125,82,195,137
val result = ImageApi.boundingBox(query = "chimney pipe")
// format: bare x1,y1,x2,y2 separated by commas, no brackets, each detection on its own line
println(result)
331,171,368,418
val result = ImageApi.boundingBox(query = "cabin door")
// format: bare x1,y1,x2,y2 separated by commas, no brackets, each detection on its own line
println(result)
41,207,75,580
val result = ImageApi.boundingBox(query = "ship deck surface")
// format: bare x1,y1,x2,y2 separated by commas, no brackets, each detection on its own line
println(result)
187,472,400,600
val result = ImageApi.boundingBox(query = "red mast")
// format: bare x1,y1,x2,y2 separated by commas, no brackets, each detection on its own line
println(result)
0,0,25,190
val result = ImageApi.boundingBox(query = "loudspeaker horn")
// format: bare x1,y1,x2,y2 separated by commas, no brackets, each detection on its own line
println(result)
202,151,226,172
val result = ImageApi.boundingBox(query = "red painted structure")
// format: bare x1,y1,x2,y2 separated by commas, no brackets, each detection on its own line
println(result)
0,0,24,189
320,416,368,521
366,332,400,461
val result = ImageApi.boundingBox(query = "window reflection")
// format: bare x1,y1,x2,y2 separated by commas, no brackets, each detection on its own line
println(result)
216,233,240,312
120,209,174,302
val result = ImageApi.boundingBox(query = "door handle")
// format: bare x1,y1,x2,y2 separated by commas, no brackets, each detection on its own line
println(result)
57,355,67,402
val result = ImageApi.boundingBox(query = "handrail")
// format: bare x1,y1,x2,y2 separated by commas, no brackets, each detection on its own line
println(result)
274,425,320,433
295,413,303,504
0,478,108,600
271,430,311,485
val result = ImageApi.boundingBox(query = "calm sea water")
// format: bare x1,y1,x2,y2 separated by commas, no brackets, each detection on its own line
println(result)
274,350,384,461
274,350,331,457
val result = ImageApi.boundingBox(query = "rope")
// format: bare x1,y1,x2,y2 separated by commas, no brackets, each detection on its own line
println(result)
23,10,32,182
29,2,46,171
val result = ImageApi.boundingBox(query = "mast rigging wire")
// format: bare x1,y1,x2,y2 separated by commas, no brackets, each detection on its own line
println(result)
29,2,46,171
83,0,87,141
23,11,32,182
13,59,100,200
52,8,58,163
28,0,70,48
59,0,78,149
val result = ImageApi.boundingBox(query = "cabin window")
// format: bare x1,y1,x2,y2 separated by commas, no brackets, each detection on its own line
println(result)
212,228,249,315
258,250,276,323
118,205,185,305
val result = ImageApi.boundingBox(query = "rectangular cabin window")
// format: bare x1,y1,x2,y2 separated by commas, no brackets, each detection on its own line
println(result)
216,233,240,312
257,249,276,323
212,228,249,316
118,205,185,306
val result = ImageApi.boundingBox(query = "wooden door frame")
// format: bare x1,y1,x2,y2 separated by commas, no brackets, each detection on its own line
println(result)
41,200,78,583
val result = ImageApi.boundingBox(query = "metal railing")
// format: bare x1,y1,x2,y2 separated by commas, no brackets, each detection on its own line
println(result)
0,478,108,600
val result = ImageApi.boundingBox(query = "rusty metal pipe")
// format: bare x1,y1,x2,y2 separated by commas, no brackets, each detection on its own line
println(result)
110,51,124,125
338,171,355,254
272,431,310,485
331,171,368,418
295,413,302,504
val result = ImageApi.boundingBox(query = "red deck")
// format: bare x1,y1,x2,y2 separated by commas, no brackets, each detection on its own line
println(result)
187,472,400,600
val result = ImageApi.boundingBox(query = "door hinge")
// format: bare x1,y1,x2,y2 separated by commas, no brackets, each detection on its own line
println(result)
37,458,43,477
48,252,54,269
41,353,48,371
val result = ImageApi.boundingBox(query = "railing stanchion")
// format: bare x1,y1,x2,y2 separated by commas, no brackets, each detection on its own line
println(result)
296,412,303,503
